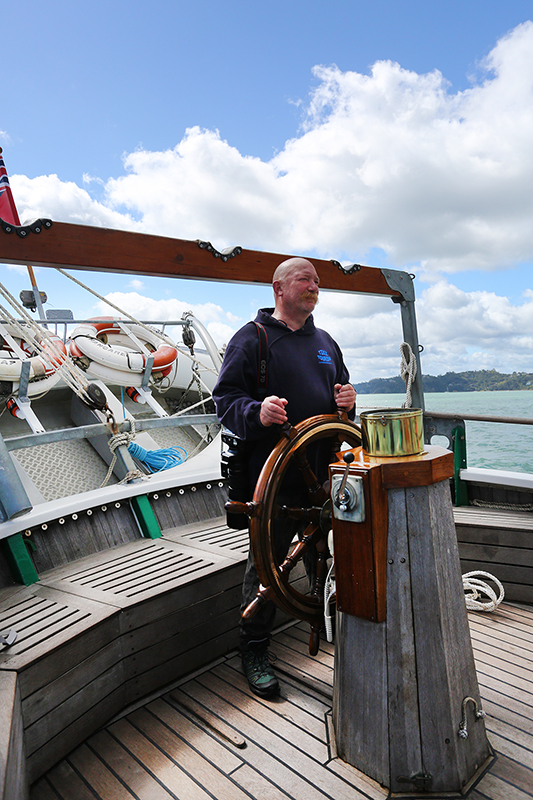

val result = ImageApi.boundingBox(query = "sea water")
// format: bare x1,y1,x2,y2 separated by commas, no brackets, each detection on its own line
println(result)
356,390,533,474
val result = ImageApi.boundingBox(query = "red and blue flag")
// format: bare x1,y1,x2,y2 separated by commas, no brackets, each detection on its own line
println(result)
0,150,21,226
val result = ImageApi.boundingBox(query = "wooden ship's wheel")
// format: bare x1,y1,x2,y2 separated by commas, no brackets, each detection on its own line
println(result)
230,412,361,654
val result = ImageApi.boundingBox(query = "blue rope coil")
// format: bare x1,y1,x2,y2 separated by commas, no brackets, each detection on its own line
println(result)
128,442,188,473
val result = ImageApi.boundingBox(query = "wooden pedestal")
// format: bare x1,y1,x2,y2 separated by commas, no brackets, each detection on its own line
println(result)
331,446,494,797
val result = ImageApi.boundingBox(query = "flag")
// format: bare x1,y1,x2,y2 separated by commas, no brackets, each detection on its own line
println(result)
0,148,21,226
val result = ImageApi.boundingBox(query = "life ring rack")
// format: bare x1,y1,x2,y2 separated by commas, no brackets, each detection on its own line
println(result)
0,324,67,397
69,317,178,387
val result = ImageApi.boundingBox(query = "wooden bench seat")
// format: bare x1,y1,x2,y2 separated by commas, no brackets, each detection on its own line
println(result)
453,506,533,604
0,517,251,795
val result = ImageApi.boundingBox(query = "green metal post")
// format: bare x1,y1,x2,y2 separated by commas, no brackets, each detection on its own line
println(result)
452,425,469,506
2,533,39,585
130,494,162,539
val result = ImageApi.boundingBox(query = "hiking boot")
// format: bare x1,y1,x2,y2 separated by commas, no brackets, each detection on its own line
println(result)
241,647,279,698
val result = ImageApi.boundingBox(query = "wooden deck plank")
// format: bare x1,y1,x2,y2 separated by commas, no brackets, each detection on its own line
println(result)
470,634,533,674
490,754,533,797
484,730,533,771
272,630,335,670
223,653,331,720
475,770,533,800
483,717,533,760
229,763,294,800
26,778,58,800
480,685,533,722
116,708,251,800
269,641,334,688
180,676,363,800
189,673,328,763
469,617,533,652
148,697,245,774
39,760,101,800
68,743,137,799
326,757,389,800
285,623,335,657
88,729,176,799
107,716,217,800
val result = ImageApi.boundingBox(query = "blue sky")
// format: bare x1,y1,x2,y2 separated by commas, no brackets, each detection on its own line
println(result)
1,1,533,384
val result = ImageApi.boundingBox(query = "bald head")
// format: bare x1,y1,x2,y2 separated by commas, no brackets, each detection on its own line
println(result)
272,257,316,285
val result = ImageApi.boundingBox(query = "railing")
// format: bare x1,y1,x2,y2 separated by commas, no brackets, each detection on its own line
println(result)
423,410,533,506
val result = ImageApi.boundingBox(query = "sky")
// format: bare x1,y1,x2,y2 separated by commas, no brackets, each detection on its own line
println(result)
1,0,533,386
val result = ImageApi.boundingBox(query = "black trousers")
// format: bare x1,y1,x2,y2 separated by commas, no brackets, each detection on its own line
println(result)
239,489,316,647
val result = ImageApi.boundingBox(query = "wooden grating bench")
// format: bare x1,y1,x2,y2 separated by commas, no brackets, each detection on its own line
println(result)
0,517,251,797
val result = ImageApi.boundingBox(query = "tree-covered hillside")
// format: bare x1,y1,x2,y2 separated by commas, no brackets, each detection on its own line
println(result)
357,370,533,394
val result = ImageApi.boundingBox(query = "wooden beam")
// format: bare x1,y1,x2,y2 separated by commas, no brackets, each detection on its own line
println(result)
0,221,402,296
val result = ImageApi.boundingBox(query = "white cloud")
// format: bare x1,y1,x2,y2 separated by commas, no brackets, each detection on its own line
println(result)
10,21,533,277
96,292,239,348
10,174,139,231
6,22,533,383
312,279,533,384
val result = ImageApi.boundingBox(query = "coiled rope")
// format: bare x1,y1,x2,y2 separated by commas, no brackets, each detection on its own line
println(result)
400,342,417,408
463,570,505,612
100,416,145,487
128,442,188,473
323,558,336,643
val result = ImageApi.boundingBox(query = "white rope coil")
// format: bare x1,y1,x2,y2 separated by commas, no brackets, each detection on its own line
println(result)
399,342,417,408
323,558,336,643
463,570,505,612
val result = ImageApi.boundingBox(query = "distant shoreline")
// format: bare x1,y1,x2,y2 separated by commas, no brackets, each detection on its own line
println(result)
356,369,533,394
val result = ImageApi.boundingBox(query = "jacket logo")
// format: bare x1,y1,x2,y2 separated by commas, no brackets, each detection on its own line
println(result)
317,349,332,363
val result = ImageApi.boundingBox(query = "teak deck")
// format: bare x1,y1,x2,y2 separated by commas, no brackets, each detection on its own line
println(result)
31,603,533,800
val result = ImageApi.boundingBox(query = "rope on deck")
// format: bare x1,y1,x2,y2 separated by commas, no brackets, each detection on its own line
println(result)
463,570,505,612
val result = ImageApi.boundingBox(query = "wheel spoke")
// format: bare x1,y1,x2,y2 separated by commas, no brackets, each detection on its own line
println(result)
249,413,362,646
292,444,328,505
276,505,322,524
278,522,321,583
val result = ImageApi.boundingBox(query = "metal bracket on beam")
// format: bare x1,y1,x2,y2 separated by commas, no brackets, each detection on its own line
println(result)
0,217,52,236
331,259,362,275
381,269,415,302
196,240,243,262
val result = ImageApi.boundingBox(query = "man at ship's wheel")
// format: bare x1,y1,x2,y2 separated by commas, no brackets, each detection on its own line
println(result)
214,257,356,697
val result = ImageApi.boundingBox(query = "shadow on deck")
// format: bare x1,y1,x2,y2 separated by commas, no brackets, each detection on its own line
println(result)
31,603,533,800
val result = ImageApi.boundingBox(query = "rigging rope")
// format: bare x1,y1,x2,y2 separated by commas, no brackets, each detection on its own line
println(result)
100,417,141,487
399,342,417,408
0,283,93,405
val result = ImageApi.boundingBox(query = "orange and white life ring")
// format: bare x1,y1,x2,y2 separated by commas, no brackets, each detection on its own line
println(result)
0,325,67,396
69,318,178,387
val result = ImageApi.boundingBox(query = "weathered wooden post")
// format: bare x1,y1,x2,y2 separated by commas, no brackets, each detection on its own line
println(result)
330,439,494,797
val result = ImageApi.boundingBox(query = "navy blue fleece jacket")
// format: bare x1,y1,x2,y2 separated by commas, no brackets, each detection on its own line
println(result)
213,308,354,494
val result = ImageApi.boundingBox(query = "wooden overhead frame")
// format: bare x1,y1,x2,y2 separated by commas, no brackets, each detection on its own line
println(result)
0,220,409,295
0,219,424,407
